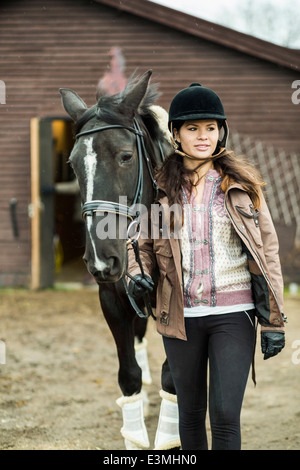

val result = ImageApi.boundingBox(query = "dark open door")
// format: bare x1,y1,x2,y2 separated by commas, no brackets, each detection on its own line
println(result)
30,116,78,289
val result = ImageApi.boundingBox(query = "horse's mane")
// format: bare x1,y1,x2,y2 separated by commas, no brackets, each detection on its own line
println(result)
74,74,172,169
75,74,166,145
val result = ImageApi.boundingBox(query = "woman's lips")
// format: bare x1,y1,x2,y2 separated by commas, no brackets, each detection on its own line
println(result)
195,145,210,151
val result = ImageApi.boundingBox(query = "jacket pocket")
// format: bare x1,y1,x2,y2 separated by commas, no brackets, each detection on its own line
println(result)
236,204,263,247
153,240,173,273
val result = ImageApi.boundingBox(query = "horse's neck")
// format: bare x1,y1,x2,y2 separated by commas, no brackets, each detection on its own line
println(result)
141,161,155,209
141,140,169,209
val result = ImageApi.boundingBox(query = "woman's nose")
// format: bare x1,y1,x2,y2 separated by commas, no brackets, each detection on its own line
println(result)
197,131,207,140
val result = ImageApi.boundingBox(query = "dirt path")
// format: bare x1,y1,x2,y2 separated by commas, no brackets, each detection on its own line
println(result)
0,288,299,450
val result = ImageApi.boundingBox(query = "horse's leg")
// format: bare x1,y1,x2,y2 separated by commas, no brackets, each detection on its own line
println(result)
100,283,141,395
132,316,151,418
133,315,147,343
134,317,152,389
154,359,181,450
99,283,149,449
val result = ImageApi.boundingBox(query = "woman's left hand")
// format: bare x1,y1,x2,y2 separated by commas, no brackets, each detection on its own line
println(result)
261,331,285,360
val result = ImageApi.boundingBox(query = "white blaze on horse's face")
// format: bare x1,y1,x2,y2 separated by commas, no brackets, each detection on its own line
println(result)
84,137,97,202
83,137,107,273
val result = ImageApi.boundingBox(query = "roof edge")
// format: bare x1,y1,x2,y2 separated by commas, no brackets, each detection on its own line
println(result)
96,0,300,71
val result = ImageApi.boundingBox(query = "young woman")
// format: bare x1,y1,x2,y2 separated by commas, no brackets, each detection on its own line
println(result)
128,83,286,450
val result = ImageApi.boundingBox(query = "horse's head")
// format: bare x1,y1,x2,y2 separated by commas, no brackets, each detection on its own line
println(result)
60,70,171,283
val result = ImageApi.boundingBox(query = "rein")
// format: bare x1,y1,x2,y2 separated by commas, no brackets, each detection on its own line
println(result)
75,116,160,320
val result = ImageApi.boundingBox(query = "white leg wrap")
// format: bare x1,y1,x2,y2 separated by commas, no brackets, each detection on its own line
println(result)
154,389,181,450
116,393,150,449
141,388,150,417
134,338,152,385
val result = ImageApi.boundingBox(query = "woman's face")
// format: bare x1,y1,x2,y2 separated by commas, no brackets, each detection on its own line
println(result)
174,119,219,161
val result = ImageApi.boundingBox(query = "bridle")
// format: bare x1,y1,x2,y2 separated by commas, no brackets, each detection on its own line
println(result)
76,118,159,243
75,116,162,319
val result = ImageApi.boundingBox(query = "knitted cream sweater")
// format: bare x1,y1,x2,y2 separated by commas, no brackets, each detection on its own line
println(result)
181,169,253,311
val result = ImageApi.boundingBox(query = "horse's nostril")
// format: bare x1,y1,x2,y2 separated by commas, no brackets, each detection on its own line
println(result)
109,256,118,272
87,257,122,282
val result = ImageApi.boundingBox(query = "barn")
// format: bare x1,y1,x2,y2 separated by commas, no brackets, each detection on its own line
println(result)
0,0,299,288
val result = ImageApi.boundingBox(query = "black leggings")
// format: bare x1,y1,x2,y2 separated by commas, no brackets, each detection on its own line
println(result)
163,311,256,450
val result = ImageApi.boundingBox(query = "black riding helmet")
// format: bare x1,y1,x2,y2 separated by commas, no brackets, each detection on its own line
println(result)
168,83,229,149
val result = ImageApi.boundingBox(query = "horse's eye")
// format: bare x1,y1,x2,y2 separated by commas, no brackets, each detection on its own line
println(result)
120,153,133,163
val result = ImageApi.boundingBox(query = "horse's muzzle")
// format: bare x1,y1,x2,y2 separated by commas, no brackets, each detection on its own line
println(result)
85,256,125,283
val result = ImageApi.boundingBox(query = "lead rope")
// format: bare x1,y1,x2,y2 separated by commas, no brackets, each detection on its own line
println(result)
131,239,156,320
124,119,158,321
123,247,156,321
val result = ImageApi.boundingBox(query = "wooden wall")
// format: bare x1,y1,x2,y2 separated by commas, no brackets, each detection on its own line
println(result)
0,0,299,286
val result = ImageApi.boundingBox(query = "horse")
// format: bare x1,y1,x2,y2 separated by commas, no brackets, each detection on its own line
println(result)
59,70,180,450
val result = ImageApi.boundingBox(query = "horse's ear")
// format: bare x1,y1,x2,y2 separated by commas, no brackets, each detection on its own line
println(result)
59,88,87,122
119,70,152,115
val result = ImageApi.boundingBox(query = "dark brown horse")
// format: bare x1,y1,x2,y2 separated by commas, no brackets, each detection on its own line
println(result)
59,71,180,450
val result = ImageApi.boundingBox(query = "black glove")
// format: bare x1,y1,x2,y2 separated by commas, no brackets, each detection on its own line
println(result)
128,274,154,300
261,331,285,360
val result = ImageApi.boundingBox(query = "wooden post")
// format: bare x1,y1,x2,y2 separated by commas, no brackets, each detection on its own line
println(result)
30,118,41,289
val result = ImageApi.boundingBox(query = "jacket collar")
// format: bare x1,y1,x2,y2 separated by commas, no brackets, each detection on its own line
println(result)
225,181,248,195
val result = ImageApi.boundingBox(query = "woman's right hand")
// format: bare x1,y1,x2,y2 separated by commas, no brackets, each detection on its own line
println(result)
128,274,154,299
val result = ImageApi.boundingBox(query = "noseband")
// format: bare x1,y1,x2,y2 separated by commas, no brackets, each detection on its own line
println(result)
76,118,159,242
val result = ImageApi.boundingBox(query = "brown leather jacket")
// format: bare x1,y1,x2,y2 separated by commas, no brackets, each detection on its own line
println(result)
128,179,285,340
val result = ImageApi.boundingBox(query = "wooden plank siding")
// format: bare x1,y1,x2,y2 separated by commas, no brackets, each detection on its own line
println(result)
0,0,299,286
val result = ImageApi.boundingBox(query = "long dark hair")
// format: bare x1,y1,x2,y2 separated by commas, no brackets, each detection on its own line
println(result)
157,145,265,210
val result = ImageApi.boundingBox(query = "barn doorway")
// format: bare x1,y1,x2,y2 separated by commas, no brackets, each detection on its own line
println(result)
30,117,89,289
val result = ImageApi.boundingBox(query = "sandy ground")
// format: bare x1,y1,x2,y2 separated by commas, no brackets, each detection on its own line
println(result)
0,285,299,451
